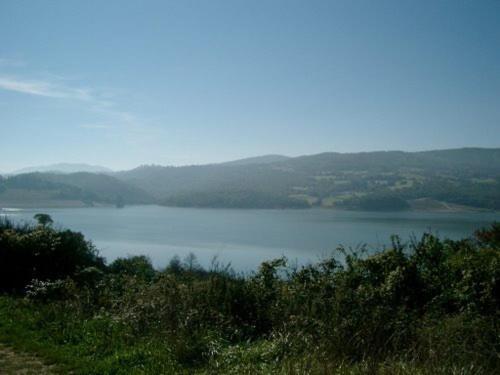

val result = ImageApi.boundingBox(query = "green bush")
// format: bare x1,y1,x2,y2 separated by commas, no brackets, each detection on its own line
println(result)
0,217,105,293
0,222,498,373
109,255,156,282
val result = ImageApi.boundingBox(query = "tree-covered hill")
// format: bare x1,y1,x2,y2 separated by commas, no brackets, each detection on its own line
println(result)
0,172,153,207
115,148,500,210
9,163,113,175
2,148,499,210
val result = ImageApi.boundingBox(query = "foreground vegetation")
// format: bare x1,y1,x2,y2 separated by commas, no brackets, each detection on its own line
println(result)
0,217,499,374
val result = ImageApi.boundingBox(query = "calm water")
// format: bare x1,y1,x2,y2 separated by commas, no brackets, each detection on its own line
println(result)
2,205,498,271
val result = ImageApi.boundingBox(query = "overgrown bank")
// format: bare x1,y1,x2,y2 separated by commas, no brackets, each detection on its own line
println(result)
0,217,499,374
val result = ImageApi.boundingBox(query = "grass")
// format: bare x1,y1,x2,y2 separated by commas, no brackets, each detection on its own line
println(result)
0,297,182,374
0,219,499,374
288,194,319,205
0,343,55,374
389,179,415,190
321,192,367,207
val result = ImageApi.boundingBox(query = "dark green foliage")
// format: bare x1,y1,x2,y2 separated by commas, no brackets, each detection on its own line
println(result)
476,222,500,247
2,148,500,209
109,255,156,282
336,192,410,211
0,222,498,373
0,218,105,292
33,213,53,227
46,172,153,204
0,172,153,206
163,190,310,208
397,176,500,210
116,147,500,210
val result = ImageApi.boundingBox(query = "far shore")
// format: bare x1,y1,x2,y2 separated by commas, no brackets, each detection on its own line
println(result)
0,200,495,214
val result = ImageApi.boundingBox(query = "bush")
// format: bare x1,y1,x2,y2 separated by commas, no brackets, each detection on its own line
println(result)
0,217,105,292
109,255,156,282
0,221,498,373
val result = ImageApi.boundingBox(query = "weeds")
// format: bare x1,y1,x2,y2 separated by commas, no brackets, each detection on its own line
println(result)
0,218,498,373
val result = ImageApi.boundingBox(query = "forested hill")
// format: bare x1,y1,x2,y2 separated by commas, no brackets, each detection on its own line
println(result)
1,148,499,210
0,172,153,207
115,148,500,210
9,163,112,175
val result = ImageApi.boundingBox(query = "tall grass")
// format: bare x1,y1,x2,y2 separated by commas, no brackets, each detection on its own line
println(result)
0,218,498,373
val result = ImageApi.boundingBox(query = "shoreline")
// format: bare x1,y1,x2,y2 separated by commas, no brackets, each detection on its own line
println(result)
0,201,496,214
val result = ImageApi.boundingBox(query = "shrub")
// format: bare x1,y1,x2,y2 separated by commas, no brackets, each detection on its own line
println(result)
0,221,498,373
0,217,105,292
109,255,156,282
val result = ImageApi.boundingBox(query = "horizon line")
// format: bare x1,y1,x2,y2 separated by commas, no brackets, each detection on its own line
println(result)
2,146,499,175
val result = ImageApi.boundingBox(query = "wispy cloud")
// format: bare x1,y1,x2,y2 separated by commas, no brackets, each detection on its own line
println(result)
0,68,155,136
0,74,130,126
0,75,92,100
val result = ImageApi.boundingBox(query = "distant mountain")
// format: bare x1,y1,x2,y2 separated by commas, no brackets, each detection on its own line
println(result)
0,172,152,208
115,148,500,210
2,148,499,210
11,163,113,175
221,154,290,166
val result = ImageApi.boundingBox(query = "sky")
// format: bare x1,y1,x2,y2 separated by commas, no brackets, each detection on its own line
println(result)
0,0,499,172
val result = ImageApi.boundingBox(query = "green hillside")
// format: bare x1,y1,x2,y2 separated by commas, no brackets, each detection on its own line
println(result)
0,172,153,207
116,148,500,210
2,148,499,210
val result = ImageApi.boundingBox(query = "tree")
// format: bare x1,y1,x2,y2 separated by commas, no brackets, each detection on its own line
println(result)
183,252,201,272
166,255,182,274
34,213,53,227
109,255,156,281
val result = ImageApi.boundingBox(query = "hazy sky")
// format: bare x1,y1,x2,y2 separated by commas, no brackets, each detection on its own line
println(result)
1,0,499,172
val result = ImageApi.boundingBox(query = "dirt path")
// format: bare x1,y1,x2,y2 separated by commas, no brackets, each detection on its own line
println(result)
0,344,55,374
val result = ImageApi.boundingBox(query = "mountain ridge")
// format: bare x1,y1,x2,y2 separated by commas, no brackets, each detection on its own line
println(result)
1,148,499,210
10,163,113,175
220,154,291,166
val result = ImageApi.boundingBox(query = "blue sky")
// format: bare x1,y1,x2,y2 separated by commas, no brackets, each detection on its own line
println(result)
1,0,499,172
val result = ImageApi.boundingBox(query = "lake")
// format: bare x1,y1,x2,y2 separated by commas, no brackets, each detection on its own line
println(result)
1,205,498,271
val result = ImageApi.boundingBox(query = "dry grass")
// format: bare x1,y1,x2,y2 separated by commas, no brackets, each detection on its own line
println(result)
0,344,56,374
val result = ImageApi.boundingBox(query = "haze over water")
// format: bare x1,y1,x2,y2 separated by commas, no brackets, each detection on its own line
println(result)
3,206,498,271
